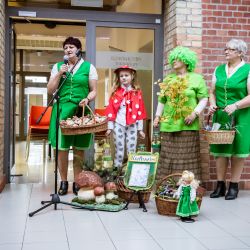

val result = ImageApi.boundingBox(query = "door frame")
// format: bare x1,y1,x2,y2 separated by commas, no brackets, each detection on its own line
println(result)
4,18,16,182
5,6,164,182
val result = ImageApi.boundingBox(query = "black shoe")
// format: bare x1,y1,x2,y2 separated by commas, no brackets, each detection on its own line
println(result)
180,217,195,223
225,182,239,200
210,181,226,198
72,182,79,196
58,181,68,196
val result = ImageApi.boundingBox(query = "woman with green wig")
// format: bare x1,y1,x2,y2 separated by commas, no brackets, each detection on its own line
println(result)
154,46,208,181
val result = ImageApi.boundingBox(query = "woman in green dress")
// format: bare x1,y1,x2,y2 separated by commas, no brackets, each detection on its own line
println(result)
209,39,250,200
154,47,208,181
47,37,98,195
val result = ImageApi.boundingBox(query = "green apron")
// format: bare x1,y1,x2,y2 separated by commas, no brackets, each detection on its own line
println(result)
48,60,93,150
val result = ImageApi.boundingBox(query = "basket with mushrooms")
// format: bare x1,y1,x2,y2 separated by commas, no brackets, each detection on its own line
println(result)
60,104,107,135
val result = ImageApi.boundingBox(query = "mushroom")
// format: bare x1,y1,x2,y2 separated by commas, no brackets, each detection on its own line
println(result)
75,171,104,201
105,182,118,200
94,186,106,203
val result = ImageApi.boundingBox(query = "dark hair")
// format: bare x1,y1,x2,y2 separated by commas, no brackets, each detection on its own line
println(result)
63,37,82,49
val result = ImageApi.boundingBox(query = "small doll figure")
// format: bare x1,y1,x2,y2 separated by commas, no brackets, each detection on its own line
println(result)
174,170,199,223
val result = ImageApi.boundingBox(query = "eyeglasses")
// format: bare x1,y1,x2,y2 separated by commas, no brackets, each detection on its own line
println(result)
224,48,237,52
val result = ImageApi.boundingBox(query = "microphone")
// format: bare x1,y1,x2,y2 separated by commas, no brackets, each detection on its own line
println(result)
63,55,69,64
75,49,81,58
62,55,69,78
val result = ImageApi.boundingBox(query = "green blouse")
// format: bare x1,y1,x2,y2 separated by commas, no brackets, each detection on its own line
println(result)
158,72,208,132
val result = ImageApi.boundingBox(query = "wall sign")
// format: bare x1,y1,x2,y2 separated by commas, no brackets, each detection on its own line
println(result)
96,51,153,70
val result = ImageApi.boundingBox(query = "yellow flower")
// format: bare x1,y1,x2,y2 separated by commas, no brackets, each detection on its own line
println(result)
159,75,191,120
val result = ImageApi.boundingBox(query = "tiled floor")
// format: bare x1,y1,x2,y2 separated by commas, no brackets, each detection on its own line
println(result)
1,142,250,250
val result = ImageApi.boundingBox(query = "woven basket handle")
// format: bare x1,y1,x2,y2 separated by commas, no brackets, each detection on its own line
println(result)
206,114,211,127
156,173,182,191
81,104,96,125
116,163,128,178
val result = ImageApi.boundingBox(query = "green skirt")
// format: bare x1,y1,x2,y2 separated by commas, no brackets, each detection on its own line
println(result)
176,186,199,217
48,101,93,151
210,108,250,158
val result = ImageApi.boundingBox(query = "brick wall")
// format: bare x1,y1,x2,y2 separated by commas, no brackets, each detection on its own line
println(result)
164,0,203,71
202,0,250,190
164,0,177,71
0,0,5,192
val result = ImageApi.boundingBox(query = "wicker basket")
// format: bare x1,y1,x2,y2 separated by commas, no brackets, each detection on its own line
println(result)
204,130,235,144
116,177,151,203
155,173,205,216
60,104,107,135
203,114,235,144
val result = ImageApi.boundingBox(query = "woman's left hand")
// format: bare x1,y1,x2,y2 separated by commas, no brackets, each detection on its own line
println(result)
184,112,197,125
79,98,89,107
224,104,237,115
138,131,145,139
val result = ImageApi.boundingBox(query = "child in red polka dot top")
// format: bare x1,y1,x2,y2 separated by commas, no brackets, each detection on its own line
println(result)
105,65,147,169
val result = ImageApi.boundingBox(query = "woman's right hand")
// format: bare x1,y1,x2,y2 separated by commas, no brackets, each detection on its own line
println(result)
209,104,217,115
59,64,68,75
153,116,160,127
105,129,112,137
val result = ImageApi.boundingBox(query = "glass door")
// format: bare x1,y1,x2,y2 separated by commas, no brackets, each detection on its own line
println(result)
86,21,163,150
95,27,154,114
96,26,154,150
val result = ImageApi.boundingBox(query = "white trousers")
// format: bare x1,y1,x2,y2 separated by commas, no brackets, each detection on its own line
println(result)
113,122,138,168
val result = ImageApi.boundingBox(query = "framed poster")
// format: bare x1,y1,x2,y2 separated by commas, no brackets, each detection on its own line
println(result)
128,163,150,187
124,152,159,191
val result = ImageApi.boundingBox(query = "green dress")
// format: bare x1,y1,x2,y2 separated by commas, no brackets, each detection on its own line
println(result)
210,63,250,157
48,60,93,150
176,185,199,217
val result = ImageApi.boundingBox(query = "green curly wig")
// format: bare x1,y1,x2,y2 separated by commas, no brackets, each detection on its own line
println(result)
168,46,198,72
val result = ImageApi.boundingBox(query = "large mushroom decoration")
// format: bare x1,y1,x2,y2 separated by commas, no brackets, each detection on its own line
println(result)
75,171,104,201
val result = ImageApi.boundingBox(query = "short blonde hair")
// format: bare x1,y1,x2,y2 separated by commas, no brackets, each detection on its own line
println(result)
226,39,248,57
